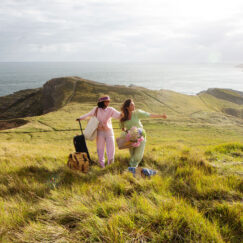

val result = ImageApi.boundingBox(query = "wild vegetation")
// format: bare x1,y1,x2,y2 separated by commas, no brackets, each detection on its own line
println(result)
0,77,242,242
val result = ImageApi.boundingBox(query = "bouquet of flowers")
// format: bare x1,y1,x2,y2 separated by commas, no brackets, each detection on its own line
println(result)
116,126,145,149
126,126,145,147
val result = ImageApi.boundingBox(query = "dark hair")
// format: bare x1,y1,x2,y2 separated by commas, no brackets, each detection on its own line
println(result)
120,99,132,123
97,101,107,109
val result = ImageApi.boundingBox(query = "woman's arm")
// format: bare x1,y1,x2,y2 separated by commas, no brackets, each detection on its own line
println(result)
150,114,167,119
76,107,96,121
111,107,122,119
137,109,167,119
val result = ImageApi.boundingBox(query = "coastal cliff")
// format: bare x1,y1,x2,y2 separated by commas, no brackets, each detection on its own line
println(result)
0,76,242,122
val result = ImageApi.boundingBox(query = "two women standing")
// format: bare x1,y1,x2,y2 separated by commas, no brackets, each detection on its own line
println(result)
77,96,167,168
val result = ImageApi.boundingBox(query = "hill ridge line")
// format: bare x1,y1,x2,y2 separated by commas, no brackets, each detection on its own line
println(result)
0,76,242,121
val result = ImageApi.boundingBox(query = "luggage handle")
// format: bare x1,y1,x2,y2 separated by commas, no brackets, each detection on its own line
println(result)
78,120,83,135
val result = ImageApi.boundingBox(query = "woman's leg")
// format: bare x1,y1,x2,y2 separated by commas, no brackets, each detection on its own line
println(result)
129,147,135,164
129,140,146,167
96,130,106,167
105,130,115,165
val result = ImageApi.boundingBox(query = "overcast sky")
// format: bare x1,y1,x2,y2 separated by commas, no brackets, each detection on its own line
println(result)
0,0,243,63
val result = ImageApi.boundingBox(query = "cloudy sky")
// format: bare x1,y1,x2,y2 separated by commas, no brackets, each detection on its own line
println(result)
0,0,243,63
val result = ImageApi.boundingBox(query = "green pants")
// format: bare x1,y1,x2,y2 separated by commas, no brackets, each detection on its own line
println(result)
129,139,146,167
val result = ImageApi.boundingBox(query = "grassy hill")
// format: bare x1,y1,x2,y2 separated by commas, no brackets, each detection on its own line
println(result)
1,76,243,121
0,77,242,242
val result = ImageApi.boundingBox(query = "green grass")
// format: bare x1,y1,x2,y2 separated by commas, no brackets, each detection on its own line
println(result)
0,100,243,242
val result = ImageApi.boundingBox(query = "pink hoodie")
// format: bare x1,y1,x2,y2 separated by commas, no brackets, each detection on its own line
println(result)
79,107,120,130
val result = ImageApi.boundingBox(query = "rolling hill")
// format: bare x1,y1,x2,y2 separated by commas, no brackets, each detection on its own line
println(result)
0,76,242,123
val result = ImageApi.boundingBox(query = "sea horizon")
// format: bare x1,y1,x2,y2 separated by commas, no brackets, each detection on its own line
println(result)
0,62,242,97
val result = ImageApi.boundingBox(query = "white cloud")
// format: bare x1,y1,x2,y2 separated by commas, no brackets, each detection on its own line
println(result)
0,0,243,62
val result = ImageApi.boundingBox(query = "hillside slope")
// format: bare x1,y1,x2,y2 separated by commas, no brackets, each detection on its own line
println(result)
199,89,243,119
0,77,242,123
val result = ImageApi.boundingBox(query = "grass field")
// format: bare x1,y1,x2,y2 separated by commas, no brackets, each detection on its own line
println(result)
0,76,243,242
0,98,242,243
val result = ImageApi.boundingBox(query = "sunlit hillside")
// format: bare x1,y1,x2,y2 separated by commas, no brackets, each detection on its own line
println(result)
0,77,242,242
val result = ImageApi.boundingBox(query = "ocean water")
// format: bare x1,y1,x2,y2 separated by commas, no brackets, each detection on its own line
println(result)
0,62,242,97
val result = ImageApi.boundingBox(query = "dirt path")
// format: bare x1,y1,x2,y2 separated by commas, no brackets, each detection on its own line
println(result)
64,80,78,105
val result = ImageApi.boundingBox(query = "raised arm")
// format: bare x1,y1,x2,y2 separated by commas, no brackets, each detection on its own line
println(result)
137,109,167,119
76,107,96,121
111,107,121,119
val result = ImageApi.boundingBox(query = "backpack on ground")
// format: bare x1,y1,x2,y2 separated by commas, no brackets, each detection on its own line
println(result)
67,152,89,173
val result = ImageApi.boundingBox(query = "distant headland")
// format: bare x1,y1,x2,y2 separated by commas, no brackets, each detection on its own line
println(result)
0,77,242,124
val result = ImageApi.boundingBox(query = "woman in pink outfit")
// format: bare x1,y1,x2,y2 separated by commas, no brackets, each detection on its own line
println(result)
77,96,121,168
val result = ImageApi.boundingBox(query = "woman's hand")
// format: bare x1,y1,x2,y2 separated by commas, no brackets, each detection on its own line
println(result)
162,114,167,119
150,113,167,119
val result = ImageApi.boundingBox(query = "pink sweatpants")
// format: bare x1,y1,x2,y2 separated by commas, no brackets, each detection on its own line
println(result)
96,129,115,167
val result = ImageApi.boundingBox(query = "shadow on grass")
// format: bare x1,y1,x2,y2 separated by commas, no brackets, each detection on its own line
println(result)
0,156,130,201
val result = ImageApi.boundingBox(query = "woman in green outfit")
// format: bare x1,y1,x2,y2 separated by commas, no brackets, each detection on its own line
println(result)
120,99,167,167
